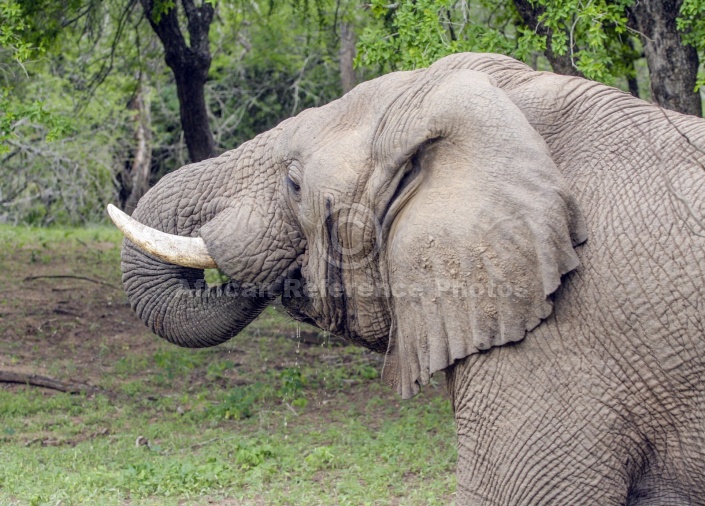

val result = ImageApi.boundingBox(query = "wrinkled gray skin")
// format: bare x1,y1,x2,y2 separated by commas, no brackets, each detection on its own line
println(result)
121,53,705,504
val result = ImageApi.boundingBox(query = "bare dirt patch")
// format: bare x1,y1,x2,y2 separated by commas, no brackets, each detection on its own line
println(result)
1,235,146,387
0,228,448,412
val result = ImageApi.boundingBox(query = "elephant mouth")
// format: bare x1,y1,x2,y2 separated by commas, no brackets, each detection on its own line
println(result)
279,193,394,353
280,268,319,328
280,263,390,353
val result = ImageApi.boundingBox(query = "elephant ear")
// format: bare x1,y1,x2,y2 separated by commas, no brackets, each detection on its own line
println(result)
376,69,587,399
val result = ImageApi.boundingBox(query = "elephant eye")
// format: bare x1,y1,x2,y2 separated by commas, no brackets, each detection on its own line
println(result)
287,176,301,193
287,162,303,200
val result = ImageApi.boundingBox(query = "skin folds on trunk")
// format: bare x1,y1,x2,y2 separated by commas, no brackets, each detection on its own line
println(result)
122,239,270,347
119,145,278,348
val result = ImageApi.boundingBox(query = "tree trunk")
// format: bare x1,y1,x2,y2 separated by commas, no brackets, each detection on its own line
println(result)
173,66,215,163
626,38,640,99
139,0,218,162
628,0,702,117
121,83,152,214
627,74,640,99
512,0,584,77
339,22,357,94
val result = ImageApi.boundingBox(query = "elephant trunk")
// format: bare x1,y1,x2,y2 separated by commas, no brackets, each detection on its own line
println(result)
116,146,277,348
121,239,271,347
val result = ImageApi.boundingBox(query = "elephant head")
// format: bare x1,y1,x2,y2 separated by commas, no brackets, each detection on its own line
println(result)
110,57,587,398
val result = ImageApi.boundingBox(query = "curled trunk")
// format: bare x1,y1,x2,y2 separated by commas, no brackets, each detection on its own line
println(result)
119,149,274,348
122,239,270,347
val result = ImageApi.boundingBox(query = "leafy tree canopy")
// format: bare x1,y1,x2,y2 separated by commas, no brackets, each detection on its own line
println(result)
356,0,704,89
1,0,704,225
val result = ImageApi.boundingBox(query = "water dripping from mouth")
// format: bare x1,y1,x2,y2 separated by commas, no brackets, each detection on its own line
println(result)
295,322,301,368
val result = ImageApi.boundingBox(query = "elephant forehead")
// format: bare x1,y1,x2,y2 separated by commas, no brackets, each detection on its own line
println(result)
311,129,371,171
284,69,425,151
287,103,374,150
284,113,374,190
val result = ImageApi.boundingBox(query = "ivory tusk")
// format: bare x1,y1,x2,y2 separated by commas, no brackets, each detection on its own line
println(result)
107,204,218,269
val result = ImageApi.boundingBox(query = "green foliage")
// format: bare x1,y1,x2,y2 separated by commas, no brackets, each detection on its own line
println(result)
204,268,230,286
0,0,75,159
207,383,268,420
150,0,176,23
278,367,308,407
0,0,35,63
207,1,343,145
304,445,336,470
11,0,89,52
356,0,639,84
124,457,233,496
0,92,73,154
357,0,529,70
205,367,308,421
678,0,705,90
152,348,205,377
206,359,236,380
0,0,143,224
532,0,634,81
0,388,88,417
356,362,379,380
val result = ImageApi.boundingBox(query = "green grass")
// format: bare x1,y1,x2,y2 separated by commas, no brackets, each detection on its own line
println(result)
0,225,457,505
0,224,123,281
0,389,455,505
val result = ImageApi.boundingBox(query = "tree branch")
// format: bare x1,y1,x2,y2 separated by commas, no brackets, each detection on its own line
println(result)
23,275,118,289
0,371,98,394
512,0,584,77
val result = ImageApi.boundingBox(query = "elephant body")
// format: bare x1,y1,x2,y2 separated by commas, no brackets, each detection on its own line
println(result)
113,53,705,504
442,54,705,504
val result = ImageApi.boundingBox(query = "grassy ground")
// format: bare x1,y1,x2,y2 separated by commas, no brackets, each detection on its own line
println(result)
0,226,456,505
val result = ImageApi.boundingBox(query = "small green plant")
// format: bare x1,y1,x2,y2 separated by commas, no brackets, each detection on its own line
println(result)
233,440,276,470
356,363,379,380
277,367,307,408
152,348,204,379
114,355,149,376
204,268,230,286
123,457,232,497
206,360,235,380
207,383,267,420
119,380,145,397
304,445,336,471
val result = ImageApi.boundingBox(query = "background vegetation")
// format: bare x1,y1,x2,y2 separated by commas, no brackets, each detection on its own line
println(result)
1,0,705,225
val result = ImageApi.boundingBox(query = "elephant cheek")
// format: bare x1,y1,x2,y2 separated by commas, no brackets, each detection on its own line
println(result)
297,230,391,350
350,294,391,352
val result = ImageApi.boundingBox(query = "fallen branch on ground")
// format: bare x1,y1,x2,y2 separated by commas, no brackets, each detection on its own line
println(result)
23,275,118,289
189,435,239,450
0,371,98,394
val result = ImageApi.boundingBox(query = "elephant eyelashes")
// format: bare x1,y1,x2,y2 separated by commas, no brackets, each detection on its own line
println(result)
286,175,301,194
286,162,303,200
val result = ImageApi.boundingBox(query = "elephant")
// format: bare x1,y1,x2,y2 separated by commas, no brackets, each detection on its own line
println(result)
108,52,705,504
